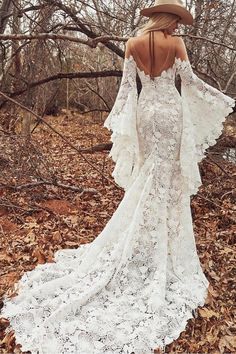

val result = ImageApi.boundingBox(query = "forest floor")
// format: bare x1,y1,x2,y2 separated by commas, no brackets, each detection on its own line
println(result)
0,111,235,354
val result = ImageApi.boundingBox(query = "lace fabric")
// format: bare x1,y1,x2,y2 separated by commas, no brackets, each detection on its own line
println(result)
105,55,235,195
175,58,235,195
103,56,140,191
1,55,235,354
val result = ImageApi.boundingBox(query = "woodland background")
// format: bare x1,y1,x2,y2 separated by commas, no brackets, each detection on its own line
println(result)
0,0,235,353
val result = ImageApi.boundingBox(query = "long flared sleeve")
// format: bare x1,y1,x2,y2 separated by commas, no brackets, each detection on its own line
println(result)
103,55,140,191
176,58,235,196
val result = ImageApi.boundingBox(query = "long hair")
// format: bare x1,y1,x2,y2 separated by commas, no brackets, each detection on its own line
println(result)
139,12,180,36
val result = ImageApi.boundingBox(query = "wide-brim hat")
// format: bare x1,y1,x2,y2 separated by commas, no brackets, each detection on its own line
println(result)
140,0,193,25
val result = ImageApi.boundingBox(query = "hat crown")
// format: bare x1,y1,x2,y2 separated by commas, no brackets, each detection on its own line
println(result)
153,0,184,6
140,0,193,25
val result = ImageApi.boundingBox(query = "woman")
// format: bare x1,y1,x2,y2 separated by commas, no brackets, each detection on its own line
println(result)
1,1,235,353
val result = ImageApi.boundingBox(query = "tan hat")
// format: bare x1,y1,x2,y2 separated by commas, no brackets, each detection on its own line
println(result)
140,0,193,25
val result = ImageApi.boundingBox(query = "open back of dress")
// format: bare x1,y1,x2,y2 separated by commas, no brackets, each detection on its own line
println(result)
127,31,177,78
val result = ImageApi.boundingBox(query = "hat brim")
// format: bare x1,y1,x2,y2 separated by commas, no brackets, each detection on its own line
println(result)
140,4,193,25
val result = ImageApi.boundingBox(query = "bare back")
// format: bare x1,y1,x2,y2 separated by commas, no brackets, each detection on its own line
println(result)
126,31,183,78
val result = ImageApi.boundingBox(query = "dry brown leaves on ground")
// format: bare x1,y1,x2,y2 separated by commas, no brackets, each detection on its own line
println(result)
0,111,235,354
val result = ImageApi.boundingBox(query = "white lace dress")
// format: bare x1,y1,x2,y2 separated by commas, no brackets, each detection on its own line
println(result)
1,56,235,354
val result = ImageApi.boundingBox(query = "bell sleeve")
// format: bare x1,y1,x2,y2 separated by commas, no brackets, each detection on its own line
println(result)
176,58,235,196
103,55,140,191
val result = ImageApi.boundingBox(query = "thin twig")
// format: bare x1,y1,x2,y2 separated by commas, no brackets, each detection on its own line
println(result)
0,180,98,193
179,34,235,51
206,156,231,177
0,201,41,213
221,190,234,199
197,195,236,214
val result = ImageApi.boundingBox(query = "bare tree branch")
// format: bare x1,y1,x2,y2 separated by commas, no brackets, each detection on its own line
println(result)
0,33,127,47
179,34,236,51
0,69,122,105
0,32,235,52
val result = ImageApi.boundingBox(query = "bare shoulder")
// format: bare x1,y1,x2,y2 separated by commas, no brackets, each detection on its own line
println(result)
125,37,134,50
173,35,185,47
125,37,139,57
125,38,133,58
125,35,146,52
127,36,139,41
173,36,188,60
125,36,138,47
